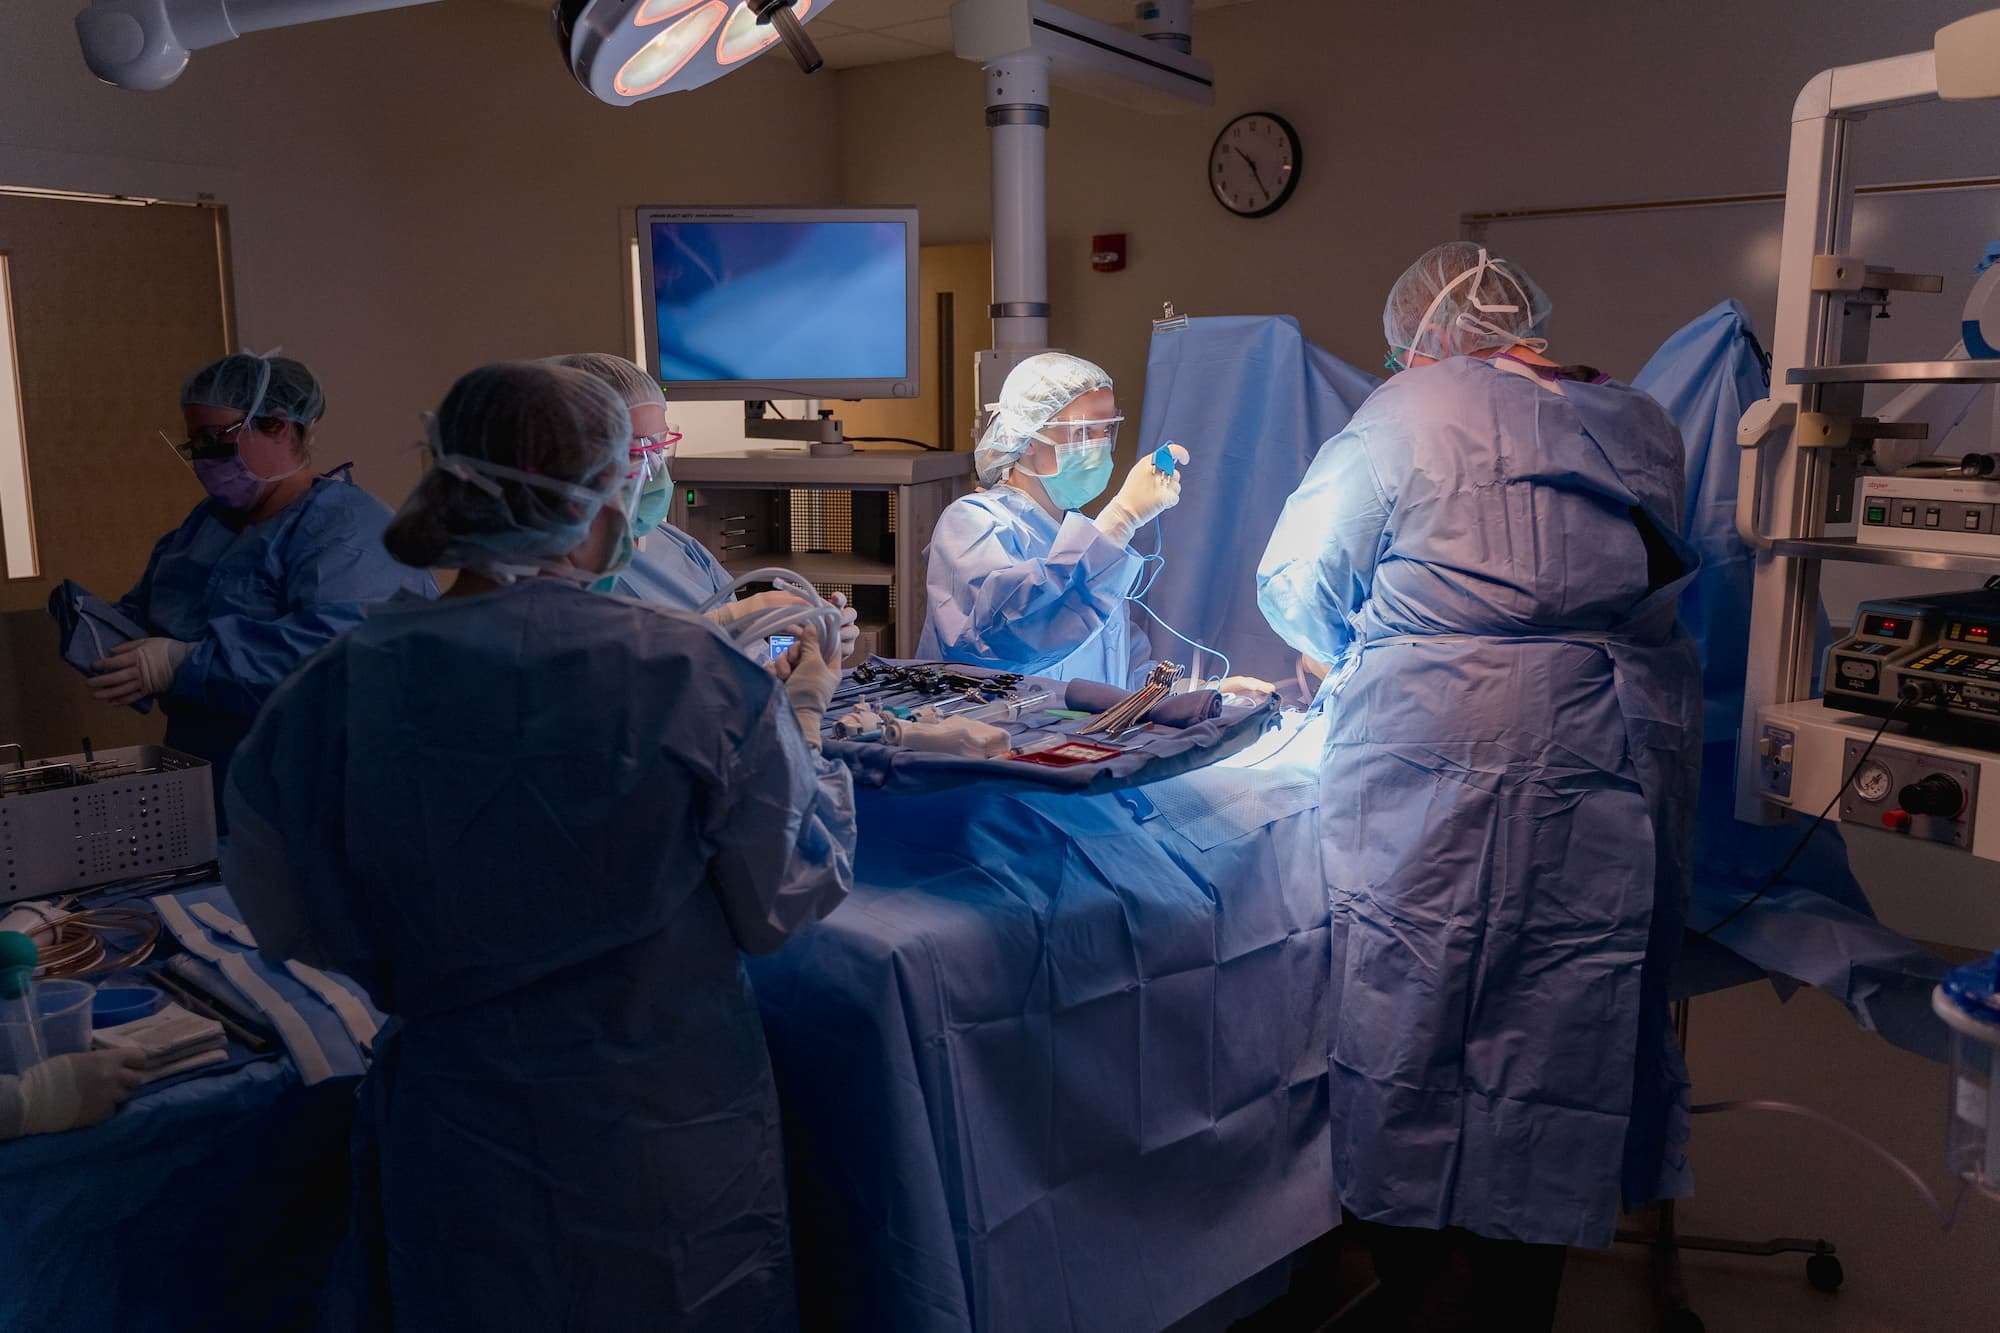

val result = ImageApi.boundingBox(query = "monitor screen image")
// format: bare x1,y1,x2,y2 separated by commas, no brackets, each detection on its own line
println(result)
645,214,912,393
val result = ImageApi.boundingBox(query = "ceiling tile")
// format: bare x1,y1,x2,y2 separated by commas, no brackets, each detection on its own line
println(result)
811,26,943,68
823,0,954,32
876,16,952,48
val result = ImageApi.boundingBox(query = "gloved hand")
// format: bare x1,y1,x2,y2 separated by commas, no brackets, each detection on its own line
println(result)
828,591,860,662
1095,443,1189,548
1214,675,1277,700
772,627,839,749
706,590,806,629
14,1048,147,1137
90,637,192,706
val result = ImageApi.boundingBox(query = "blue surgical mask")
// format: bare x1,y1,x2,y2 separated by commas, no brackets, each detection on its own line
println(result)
1029,443,1114,511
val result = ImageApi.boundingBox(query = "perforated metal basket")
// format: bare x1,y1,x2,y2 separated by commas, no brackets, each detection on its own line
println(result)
0,744,217,901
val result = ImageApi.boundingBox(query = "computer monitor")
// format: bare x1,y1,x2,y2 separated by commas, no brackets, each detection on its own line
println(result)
636,205,920,402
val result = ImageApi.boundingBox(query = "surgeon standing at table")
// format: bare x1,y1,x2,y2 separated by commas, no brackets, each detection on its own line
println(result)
551,352,860,656
221,362,855,1332
1259,243,1702,1331
82,352,435,799
919,352,1188,686
546,352,723,607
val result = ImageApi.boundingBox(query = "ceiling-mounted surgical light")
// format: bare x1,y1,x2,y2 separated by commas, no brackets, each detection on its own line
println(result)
555,0,837,107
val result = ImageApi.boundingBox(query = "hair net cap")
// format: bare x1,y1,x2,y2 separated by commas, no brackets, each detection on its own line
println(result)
183,352,326,427
546,352,666,410
1384,242,1552,365
974,352,1114,486
393,361,632,572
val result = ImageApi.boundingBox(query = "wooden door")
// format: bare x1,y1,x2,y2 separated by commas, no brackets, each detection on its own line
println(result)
0,193,233,757
838,243,991,455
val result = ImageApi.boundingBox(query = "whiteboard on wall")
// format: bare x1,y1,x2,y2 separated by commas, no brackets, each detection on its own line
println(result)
1474,183,2000,620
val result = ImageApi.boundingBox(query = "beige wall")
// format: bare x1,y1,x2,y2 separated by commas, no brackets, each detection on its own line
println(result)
834,0,2000,949
0,1,843,509
834,0,2000,417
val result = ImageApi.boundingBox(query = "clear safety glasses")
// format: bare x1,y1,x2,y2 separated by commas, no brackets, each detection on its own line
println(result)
160,417,253,466
1035,414,1124,452
627,427,682,482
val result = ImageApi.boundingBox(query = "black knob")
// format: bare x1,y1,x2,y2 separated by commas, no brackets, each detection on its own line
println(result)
1899,773,1964,818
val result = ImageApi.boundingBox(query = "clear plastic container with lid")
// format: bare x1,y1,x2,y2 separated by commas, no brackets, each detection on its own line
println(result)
1935,952,2000,1198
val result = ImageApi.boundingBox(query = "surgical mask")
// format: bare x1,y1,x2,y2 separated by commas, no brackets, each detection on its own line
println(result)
1390,247,1548,367
627,428,680,537
193,450,305,511
1021,440,1115,510
590,520,638,594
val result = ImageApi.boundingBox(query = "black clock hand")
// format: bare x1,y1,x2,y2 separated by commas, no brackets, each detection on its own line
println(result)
1228,144,1271,196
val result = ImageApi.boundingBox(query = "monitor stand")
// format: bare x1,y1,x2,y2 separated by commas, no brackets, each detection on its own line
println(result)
745,402,851,457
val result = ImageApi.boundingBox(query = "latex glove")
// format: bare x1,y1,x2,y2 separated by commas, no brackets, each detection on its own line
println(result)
773,627,839,749
1095,444,1189,548
1214,675,1277,700
828,591,861,661
15,1048,147,1137
89,637,192,706
706,590,806,629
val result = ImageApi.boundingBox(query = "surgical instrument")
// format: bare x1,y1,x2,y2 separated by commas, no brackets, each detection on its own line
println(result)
151,969,275,1054
699,567,844,666
1076,662,1184,738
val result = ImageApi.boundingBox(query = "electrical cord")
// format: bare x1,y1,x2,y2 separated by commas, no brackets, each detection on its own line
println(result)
1692,1098,1974,1231
27,906,161,979
699,567,843,666
1125,516,1233,682
1698,690,1912,942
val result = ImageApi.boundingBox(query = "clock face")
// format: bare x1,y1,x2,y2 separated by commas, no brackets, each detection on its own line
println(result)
1210,113,1301,218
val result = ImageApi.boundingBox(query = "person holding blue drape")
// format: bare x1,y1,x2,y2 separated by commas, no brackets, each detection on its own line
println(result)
84,352,435,800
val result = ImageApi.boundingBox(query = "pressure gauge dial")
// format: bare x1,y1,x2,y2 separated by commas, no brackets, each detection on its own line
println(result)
1853,761,1894,804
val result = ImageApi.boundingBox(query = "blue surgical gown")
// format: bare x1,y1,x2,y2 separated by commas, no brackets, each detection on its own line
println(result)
1638,300,1947,1059
115,473,436,797
1258,357,1704,1248
616,519,735,610
917,484,1150,686
219,579,858,1333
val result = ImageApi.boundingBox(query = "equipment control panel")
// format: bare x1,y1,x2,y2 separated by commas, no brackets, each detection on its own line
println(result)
1858,475,2000,556
1824,588,2000,742
1838,738,1980,849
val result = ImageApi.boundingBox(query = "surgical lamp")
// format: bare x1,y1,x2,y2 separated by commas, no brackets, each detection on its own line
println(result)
553,0,844,107
74,0,441,91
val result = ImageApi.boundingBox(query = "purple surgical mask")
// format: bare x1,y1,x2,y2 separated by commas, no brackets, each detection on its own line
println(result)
194,454,283,510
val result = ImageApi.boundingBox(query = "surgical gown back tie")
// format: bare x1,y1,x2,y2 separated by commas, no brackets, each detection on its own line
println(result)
1258,358,1703,1248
